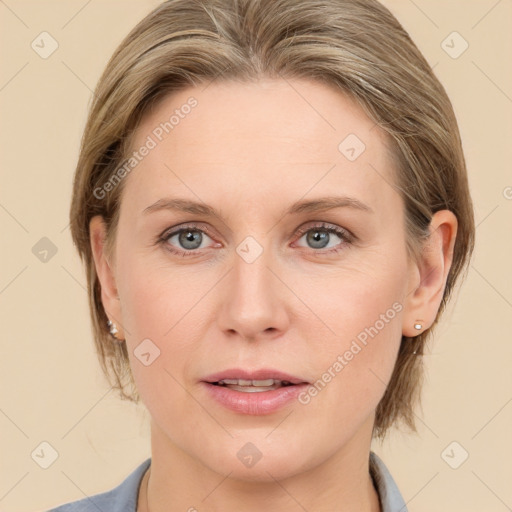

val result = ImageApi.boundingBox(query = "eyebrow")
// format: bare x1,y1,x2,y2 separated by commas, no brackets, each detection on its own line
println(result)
142,195,374,217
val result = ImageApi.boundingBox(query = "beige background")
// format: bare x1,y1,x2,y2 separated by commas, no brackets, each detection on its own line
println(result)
1,1,511,511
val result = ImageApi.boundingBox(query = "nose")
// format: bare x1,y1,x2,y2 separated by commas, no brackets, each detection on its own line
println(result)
216,245,290,341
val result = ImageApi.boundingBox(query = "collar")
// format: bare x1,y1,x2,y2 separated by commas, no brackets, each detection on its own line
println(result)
370,451,408,511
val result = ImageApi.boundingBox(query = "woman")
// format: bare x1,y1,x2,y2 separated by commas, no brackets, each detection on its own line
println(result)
49,0,474,510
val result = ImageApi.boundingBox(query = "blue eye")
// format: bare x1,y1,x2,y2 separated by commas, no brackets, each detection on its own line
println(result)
295,223,352,253
163,227,214,254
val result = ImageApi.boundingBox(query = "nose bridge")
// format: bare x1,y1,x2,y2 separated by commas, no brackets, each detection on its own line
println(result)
217,240,289,339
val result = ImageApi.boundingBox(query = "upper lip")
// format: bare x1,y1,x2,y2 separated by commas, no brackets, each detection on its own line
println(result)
202,368,309,385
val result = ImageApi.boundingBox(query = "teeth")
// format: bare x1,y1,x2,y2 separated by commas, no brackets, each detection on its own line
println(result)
218,378,280,386
252,379,275,386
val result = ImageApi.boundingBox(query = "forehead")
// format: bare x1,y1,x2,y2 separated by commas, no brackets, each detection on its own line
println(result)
122,78,396,216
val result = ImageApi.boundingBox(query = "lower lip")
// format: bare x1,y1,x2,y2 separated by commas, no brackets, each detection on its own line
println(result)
201,382,309,415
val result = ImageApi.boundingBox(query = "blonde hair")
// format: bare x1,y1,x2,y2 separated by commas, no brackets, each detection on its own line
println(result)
70,0,475,439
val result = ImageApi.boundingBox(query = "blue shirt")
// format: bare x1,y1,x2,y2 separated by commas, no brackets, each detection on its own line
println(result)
48,451,407,511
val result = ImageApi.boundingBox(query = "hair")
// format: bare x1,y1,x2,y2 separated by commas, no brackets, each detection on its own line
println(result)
69,0,475,439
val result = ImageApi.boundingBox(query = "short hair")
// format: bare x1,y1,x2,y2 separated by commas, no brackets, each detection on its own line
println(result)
69,0,475,439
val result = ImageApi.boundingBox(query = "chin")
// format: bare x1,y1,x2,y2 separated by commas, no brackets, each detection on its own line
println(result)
196,438,317,483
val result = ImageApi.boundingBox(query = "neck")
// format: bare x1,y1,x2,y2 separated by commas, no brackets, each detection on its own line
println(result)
138,418,381,512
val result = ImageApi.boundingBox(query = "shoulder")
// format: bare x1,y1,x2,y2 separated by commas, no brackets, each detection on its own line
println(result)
47,458,151,512
369,451,408,512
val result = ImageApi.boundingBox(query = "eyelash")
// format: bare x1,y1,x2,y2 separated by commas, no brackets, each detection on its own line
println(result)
157,222,353,258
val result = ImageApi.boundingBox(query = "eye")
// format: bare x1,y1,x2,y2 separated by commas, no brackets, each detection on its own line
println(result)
158,224,218,256
294,223,352,253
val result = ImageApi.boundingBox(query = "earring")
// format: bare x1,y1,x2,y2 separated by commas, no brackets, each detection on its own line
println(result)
107,319,120,340
414,322,423,331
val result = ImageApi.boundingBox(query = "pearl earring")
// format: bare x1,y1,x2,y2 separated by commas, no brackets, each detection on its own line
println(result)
414,322,422,331
107,319,119,338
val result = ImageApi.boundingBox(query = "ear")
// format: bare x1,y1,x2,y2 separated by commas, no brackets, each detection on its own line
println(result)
89,215,124,339
402,210,458,337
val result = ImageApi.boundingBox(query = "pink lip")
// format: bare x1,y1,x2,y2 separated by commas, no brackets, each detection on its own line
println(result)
200,368,309,415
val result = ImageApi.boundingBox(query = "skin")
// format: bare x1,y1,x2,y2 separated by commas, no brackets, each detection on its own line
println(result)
90,78,457,512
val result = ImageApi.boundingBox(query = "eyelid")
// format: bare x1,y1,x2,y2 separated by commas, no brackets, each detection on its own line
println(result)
160,222,217,241
293,221,354,242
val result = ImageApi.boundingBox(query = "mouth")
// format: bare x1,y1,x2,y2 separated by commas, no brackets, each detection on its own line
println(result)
201,369,309,414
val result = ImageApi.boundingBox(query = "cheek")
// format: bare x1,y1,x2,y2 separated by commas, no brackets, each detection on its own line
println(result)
117,250,213,339
290,250,407,420
116,255,217,404
292,247,407,343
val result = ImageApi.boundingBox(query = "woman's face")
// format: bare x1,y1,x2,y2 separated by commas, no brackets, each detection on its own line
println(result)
97,79,420,480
